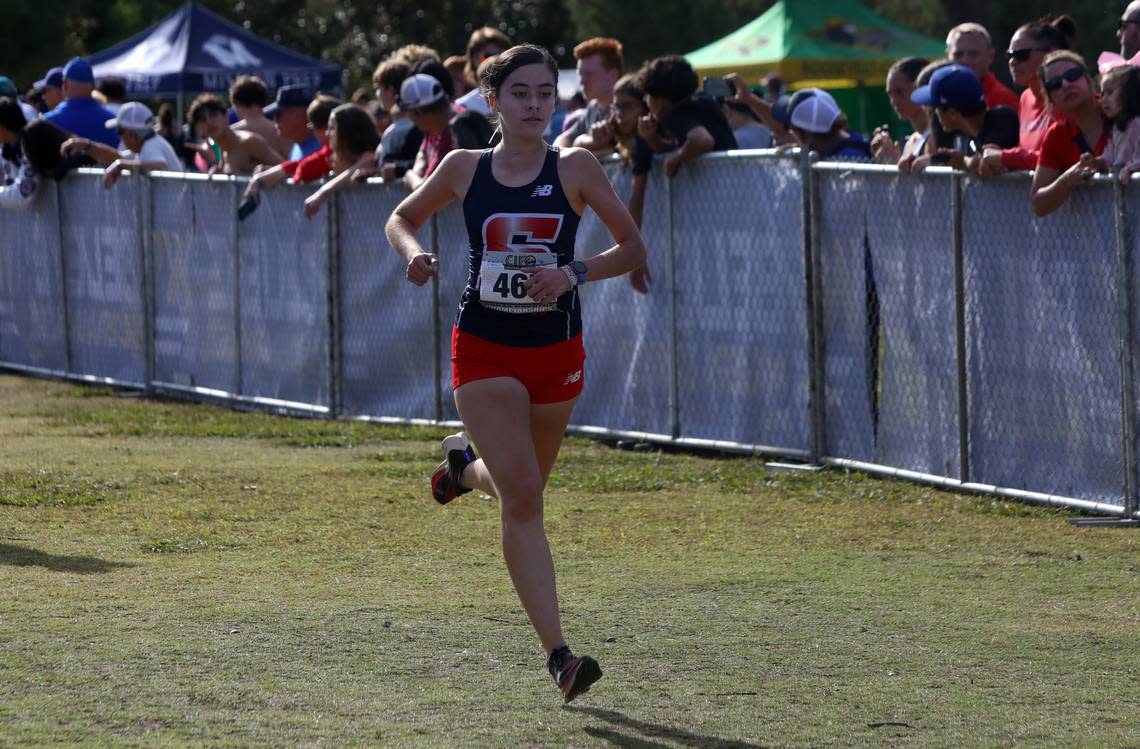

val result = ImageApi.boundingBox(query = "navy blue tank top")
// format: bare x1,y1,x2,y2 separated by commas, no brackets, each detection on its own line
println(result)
456,146,582,347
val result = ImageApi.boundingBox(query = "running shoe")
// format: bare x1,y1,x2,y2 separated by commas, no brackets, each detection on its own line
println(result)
430,432,477,505
547,645,602,703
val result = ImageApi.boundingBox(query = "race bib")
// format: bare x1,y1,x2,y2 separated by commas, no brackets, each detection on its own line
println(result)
478,251,558,313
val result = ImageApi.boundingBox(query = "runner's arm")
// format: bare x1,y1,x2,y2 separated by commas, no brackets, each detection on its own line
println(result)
569,149,646,281
385,150,470,284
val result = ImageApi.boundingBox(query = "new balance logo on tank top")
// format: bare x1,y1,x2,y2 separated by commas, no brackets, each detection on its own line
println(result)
458,146,583,347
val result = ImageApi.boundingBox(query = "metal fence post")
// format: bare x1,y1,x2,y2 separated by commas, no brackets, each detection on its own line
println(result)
431,213,443,423
54,181,72,374
231,181,243,398
1116,180,1140,521
665,171,680,439
802,149,826,463
327,191,342,418
952,172,970,483
138,175,156,391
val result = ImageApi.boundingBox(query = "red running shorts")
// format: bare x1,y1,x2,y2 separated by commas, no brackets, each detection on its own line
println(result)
451,326,586,404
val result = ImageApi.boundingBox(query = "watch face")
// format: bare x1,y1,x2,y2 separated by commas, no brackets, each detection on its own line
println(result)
572,261,587,275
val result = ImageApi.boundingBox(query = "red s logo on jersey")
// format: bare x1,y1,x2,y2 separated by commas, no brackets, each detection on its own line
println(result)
482,213,564,254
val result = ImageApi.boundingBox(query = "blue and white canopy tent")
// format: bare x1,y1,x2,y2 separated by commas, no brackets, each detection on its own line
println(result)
90,1,342,119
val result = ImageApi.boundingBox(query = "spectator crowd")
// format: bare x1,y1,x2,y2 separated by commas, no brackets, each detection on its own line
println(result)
5,6,1140,228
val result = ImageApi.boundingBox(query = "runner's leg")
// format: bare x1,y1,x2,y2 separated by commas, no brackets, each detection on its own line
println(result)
530,397,578,486
458,396,577,495
454,376,565,654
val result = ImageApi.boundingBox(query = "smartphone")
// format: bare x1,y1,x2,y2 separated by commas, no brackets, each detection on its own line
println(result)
237,195,258,221
702,76,735,99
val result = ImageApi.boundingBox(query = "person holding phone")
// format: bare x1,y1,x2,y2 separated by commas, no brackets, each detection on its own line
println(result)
909,65,1019,172
707,77,772,150
385,44,645,703
636,55,737,176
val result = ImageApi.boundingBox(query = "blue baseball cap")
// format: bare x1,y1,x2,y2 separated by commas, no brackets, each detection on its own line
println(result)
62,57,95,84
0,76,17,98
911,64,984,111
34,66,64,89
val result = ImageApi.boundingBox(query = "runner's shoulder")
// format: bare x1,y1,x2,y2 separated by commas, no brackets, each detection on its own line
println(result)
555,146,604,180
436,148,483,184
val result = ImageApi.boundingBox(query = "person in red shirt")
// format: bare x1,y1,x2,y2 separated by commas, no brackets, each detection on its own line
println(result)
976,16,1077,176
946,23,1019,111
242,95,341,205
1031,52,1109,216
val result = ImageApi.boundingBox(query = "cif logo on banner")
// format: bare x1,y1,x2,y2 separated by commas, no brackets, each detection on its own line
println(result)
202,34,262,67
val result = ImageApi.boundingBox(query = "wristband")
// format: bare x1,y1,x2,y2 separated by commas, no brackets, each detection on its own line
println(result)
560,265,578,288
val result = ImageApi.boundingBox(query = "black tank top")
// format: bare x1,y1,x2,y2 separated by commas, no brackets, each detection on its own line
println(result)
456,146,583,347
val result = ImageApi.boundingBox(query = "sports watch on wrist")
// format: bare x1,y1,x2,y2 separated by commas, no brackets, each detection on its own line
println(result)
570,260,588,285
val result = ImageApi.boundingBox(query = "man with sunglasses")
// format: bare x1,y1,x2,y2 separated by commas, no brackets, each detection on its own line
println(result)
946,23,1019,111
1121,2,1140,59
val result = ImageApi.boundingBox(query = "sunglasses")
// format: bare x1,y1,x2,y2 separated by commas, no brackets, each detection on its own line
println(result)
1006,48,1049,62
1043,66,1087,93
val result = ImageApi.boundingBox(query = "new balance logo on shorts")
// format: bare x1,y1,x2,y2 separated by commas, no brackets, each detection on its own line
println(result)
563,369,582,385
531,184,553,198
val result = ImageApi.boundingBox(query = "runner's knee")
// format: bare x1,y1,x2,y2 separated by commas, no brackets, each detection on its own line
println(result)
497,472,544,521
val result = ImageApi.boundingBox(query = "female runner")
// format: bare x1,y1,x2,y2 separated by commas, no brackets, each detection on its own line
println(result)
384,44,646,703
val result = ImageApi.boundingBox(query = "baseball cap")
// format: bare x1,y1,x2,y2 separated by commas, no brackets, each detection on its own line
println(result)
911,64,984,111
264,84,311,117
399,74,446,110
35,66,64,89
789,88,841,133
105,101,155,133
771,89,817,127
63,57,95,84
0,76,17,98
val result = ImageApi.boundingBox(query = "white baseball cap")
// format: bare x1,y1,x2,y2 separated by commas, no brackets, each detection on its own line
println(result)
105,101,156,133
398,74,446,110
789,89,842,134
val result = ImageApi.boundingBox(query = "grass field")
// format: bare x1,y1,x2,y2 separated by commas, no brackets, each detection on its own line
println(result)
1,373,1138,748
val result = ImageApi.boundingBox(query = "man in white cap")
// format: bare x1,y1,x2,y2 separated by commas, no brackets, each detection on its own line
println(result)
60,101,182,188
396,72,492,191
786,88,872,161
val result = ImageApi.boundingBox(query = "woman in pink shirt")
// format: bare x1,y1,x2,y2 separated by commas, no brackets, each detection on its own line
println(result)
976,15,1076,176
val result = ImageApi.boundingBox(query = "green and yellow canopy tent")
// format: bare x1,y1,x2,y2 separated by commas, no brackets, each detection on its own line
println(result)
685,0,946,135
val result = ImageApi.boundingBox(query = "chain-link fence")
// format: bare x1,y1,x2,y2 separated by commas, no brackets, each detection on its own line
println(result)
2,161,1137,519
0,182,68,374
962,174,1122,504
814,164,961,476
338,181,438,421
58,173,148,386
151,175,239,395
